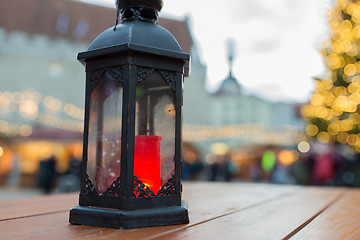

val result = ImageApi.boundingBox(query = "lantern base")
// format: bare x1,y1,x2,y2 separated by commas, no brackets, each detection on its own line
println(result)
69,201,189,229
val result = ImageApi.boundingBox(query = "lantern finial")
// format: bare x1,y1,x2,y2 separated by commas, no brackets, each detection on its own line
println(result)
114,0,163,29
116,0,163,12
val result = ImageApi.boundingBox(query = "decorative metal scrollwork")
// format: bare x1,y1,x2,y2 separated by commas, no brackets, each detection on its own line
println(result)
136,66,154,82
132,175,177,198
108,67,125,84
133,176,155,198
159,69,177,91
102,177,121,197
89,66,124,90
157,175,176,196
84,173,98,195
119,7,158,25
136,67,177,91
90,69,106,90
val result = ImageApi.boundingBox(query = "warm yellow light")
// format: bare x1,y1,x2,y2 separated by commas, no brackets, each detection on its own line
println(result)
350,93,360,105
306,124,319,136
334,95,349,110
324,112,333,121
334,86,347,96
328,123,340,135
350,113,360,122
344,64,357,76
333,108,344,116
19,125,32,137
164,104,176,117
341,20,353,32
43,96,62,112
337,132,348,144
210,143,229,155
326,54,345,69
352,10,360,23
347,3,357,15
332,40,344,53
346,44,358,57
355,145,360,153
0,146,3,157
349,83,360,93
317,132,330,143
19,100,38,117
63,103,84,120
301,105,314,117
0,120,10,133
184,151,197,164
0,92,12,109
324,93,336,106
321,79,333,90
346,101,357,112
278,150,299,166
347,134,358,146
310,94,324,106
318,107,331,119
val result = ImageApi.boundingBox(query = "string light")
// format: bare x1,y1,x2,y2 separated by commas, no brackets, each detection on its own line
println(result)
0,90,84,135
0,91,84,121
183,124,303,145
0,91,302,145
302,0,360,152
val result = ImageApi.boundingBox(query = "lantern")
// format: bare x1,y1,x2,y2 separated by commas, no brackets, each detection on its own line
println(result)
69,0,189,229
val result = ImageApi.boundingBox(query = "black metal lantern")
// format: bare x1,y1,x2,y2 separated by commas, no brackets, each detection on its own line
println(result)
69,0,189,229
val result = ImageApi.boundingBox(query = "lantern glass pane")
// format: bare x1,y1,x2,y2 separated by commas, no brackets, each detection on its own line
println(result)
135,71,175,194
87,72,123,194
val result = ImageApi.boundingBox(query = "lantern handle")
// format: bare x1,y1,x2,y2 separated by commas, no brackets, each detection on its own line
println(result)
114,0,120,31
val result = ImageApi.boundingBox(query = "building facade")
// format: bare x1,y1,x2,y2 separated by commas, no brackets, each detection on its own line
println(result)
0,0,202,184
0,0,304,185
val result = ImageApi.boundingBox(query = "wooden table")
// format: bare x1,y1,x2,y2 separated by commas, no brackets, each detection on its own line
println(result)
1,182,359,239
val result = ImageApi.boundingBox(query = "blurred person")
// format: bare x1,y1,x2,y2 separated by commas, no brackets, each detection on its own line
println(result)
208,154,235,182
37,156,57,194
271,164,294,184
182,158,203,181
312,143,341,186
57,156,81,192
249,162,262,182
6,155,20,187
291,151,315,185
353,153,360,187
209,161,219,181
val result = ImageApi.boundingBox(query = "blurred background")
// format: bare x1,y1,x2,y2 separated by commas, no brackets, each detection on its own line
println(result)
2,0,360,199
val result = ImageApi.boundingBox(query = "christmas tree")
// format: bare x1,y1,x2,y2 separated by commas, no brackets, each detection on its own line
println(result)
302,0,360,152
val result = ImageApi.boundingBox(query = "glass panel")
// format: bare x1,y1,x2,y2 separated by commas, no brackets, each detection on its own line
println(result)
87,72,122,194
135,71,175,194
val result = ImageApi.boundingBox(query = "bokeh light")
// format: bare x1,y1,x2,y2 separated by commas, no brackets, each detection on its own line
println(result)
298,141,310,153
278,150,299,166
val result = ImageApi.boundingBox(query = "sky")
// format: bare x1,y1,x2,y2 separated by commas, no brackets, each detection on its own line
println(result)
82,0,334,103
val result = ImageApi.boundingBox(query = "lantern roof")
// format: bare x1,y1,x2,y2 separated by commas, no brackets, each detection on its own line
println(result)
78,19,189,62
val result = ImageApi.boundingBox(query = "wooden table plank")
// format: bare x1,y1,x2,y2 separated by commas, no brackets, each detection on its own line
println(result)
0,182,298,240
291,189,360,240
149,187,343,240
0,193,78,221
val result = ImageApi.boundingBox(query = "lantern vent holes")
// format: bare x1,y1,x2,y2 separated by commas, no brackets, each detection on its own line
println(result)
84,174,176,197
84,173,98,195
133,176,156,197
123,9,134,19
139,8,157,21
120,7,158,24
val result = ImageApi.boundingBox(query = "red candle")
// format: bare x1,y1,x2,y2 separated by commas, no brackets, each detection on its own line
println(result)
134,135,161,192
